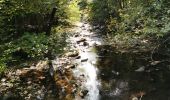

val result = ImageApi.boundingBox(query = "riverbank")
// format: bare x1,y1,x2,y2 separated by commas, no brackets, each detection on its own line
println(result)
0,22,102,100
52,22,102,100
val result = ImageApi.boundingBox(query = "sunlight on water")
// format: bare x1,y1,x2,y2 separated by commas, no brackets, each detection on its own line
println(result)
83,62,100,100
70,22,102,100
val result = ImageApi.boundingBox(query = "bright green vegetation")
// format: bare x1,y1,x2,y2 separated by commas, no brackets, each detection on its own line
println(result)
88,0,170,39
87,1,170,99
0,62,6,74
0,0,80,74
0,0,170,99
0,0,170,75
66,0,81,23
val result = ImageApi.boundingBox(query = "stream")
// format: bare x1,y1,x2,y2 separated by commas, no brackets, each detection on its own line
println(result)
52,22,170,100
0,22,170,100
68,22,103,100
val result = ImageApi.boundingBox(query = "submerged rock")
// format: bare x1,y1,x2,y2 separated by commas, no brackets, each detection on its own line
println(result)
135,66,145,72
132,97,138,100
91,61,96,65
150,61,161,66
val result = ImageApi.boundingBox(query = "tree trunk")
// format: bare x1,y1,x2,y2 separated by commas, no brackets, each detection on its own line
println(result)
46,7,57,36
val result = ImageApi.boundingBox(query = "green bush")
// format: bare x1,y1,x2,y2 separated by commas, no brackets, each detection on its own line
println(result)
17,32,48,58
0,0,69,67
0,32,67,65
89,0,170,38
0,62,6,74
1,33,47,61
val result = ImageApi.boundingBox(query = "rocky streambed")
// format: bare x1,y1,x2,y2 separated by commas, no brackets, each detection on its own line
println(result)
0,22,103,100
51,22,103,100
1,22,170,100
0,22,102,100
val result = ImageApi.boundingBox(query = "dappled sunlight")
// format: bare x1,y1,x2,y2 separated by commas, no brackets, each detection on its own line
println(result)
0,0,170,100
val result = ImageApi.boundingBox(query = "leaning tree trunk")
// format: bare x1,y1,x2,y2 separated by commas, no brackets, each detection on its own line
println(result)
46,7,57,36
46,7,57,66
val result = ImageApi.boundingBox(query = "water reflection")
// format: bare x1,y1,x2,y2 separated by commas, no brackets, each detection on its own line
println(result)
96,45,170,100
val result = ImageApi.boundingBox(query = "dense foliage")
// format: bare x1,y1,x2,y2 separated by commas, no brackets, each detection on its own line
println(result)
0,0,169,73
89,0,170,38
0,0,70,73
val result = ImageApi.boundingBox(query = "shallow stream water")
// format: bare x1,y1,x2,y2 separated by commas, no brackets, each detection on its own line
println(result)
66,22,170,100
68,22,103,100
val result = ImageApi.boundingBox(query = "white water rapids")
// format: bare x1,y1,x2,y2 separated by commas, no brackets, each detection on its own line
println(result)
68,22,103,100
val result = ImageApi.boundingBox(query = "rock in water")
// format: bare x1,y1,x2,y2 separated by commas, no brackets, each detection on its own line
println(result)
74,34,79,37
135,66,145,72
150,61,161,66
132,97,138,100
76,38,86,44
75,56,81,59
81,58,88,62
79,90,88,98
65,51,79,57
83,42,89,46
65,64,76,69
